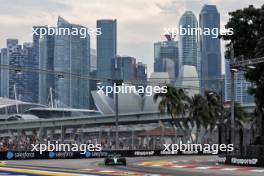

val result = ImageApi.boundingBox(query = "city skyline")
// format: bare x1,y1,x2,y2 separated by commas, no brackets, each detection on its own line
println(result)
0,0,263,74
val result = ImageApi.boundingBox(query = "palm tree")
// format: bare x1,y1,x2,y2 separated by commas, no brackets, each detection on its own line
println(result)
153,85,189,125
223,103,251,153
188,91,225,143
188,94,212,142
224,102,250,126
204,91,224,130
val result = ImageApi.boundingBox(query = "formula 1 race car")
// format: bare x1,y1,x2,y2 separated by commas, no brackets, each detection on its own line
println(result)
104,154,126,166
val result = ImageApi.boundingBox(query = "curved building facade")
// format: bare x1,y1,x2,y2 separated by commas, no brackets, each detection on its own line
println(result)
0,98,46,121
177,65,199,97
91,73,169,115
179,11,199,70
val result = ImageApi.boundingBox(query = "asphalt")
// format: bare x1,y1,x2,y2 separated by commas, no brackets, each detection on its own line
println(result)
1,156,264,176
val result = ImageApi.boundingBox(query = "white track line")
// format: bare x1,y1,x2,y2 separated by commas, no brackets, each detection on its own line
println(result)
171,165,186,168
195,166,212,170
250,170,264,172
221,168,239,171
152,165,162,167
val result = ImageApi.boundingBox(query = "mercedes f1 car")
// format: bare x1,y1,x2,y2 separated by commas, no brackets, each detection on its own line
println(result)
104,154,126,166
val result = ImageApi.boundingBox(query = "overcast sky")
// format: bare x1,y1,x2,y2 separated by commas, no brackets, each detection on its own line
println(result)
0,0,263,74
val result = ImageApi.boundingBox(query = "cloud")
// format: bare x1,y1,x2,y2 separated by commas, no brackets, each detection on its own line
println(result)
0,0,70,16
156,0,202,15
0,0,263,75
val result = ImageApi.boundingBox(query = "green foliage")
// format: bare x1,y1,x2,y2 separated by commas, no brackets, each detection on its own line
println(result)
154,87,249,130
153,85,189,121
222,5,264,58
224,103,251,127
222,4,264,118
188,94,210,130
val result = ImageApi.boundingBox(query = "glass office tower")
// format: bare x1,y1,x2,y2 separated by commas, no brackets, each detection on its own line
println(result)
178,11,199,69
54,17,90,108
113,56,136,81
225,60,254,105
154,40,179,80
200,5,222,94
96,19,117,84
39,29,55,106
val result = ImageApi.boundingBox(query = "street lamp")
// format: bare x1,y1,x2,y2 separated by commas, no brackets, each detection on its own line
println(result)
229,56,264,155
230,70,236,144
230,44,236,152
113,80,123,150
207,90,224,146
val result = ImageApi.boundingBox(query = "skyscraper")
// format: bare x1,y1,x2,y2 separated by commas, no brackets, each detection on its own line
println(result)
0,48,9,97
6,42,37,102
96,19,117,83
39,29,55,105
154,39,179,80
54,17,90,109
200,5,222,94
8,44,26,101
154,58,175,83
90,48,97,72
113,56,136,81
136,62,147,82
0,48,7,97
89,48,97,109
225,60,254,105
32,26,41,103
23,42,38,103
178,11,198,69
136,62,147,96
0,39,39,102
1,39,19,98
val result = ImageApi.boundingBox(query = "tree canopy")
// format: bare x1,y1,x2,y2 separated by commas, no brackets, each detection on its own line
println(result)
222,4,264,125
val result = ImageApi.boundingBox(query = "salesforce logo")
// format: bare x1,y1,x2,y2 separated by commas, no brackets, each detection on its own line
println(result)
6,151,14,160
48,151,56,159
85,151,92,158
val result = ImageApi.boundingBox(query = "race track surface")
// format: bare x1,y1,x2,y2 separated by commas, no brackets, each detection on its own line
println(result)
1,156,264,176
